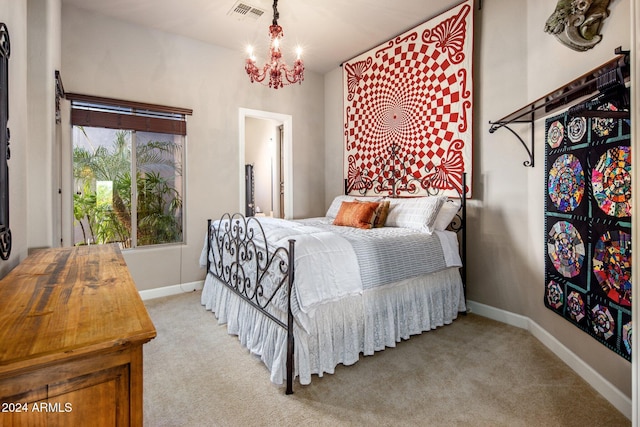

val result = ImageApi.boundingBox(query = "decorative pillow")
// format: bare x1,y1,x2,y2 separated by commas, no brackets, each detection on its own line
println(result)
385,196,446,233
333,201,379,229
433,199,461,231
326,195,381,219
373,200,390,228
326,195,357,218
351,199,390,228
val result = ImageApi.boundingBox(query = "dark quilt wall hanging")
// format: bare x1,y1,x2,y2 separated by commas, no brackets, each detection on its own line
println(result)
342,0,473,198
544,93,632,361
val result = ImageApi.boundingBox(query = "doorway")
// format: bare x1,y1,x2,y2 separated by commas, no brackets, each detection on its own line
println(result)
238,108,293,219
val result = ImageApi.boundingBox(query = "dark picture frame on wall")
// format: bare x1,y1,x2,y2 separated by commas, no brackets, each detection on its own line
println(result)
0,22,11,260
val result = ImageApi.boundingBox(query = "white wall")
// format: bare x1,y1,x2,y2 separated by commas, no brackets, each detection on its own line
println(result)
60,4,325,290
27,0,60,251
324,67,345,207
324,0,632,404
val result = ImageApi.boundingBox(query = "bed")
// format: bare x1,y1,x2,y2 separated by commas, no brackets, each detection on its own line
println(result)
200,173,467,394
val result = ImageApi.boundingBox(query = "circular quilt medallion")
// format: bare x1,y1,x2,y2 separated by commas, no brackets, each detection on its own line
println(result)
547,221,585,278
623,322,632,355
590,304,615,340
592,146,632,217
567,117,587,143
548,154,585,212
567,291,585,322
593,230,632,307
546,280,563,309
546,120,564,148
592,102,617,137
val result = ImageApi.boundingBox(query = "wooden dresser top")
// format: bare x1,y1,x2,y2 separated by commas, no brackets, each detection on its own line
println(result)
0,244,157,376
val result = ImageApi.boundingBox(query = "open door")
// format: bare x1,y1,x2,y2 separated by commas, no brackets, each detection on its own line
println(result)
239,108,293,219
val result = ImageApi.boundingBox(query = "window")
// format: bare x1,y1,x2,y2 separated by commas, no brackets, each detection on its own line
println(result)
68,94,192,248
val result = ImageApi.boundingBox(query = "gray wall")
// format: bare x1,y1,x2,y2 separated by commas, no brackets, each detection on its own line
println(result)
60,4,325,290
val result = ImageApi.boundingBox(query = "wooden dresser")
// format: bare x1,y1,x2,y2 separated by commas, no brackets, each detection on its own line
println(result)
0,244,156,426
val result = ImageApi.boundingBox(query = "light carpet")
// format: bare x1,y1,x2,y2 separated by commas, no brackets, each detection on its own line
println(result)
143,291,629,427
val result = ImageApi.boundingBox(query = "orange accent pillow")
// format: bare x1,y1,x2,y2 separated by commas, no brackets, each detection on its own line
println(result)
333,201,379,229
353,199,390,228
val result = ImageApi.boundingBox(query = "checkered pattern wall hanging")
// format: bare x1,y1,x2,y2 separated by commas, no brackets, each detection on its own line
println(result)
343,0,473,198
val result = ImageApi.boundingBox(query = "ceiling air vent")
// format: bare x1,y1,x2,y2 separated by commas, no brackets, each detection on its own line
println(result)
228,1,266,21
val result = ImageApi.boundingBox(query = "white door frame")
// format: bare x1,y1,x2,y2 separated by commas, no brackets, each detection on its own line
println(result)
238,108,293,219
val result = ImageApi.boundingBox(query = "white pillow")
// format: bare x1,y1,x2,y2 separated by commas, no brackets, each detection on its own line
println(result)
385,196,446,233
326,195,381,219
433,199,461,231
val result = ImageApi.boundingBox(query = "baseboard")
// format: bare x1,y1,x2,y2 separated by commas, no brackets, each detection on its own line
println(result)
466,300,632,420
466,300,530,329
139,281,203,301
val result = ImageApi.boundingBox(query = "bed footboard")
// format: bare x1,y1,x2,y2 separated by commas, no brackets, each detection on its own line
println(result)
206,214,296,394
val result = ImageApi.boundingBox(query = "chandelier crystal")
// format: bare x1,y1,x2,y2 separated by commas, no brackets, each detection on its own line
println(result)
245,0,304,89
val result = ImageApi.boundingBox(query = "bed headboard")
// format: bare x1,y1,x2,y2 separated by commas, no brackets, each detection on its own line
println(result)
343,142,467,293
344,142,467,199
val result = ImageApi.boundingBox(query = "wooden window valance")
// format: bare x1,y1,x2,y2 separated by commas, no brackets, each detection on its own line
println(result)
66,93,193,136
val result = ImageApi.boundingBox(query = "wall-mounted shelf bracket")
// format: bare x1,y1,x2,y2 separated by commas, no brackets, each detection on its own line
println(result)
489,114,535,167
488,48,630,168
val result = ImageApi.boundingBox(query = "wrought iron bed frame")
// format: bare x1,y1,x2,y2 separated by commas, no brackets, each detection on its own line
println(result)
205,168,467,395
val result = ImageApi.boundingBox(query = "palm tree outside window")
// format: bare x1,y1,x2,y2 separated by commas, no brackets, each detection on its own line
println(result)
68,94,191,248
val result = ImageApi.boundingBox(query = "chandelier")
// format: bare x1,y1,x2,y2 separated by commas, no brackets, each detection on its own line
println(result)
245,0,304,89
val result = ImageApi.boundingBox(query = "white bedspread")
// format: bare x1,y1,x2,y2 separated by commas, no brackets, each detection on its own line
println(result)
200,216,466,387
200,217,363,316
296,217,462,266
258,218,363,315
201,216,462,315
295,218,461,290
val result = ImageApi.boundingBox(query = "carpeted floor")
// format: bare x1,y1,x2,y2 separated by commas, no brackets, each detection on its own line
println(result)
143,291,630,427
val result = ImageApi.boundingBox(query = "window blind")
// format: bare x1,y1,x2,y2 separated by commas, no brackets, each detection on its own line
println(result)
66,93,192,136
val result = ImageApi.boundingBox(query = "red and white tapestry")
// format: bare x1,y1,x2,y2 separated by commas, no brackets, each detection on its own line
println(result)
343,0,473,198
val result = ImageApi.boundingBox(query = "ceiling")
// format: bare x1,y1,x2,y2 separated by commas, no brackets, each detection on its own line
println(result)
61,0,463,74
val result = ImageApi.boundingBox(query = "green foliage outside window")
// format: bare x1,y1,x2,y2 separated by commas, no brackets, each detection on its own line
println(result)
73,128,183,248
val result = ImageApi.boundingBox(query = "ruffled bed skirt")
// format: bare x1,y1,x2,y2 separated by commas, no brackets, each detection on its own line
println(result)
201,268,465,386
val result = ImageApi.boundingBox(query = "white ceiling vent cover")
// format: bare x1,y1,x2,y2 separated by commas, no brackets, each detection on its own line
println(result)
227,1,266,21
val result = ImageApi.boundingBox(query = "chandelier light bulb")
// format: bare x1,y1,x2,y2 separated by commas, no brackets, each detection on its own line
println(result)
246,46,255,61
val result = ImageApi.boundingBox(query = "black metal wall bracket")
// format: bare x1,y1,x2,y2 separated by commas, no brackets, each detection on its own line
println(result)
488,48,630,168
489,114,535,167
